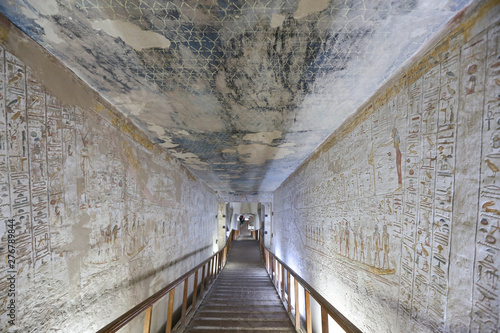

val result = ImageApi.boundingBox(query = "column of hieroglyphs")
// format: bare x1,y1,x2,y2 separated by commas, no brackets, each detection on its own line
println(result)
412,62,440,324
473,23,500,332
398,76,422,327
5,49,33,326
0,45,11,326
393,96,404,279
427,42,460,331
26,66,49,271
46,94,63,250
26,64,52,326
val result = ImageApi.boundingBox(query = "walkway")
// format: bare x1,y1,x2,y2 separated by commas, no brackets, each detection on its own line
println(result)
184,232,295,332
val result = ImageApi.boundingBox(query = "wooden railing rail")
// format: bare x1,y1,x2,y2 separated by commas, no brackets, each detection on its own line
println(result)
263,244,362,333
97,229,236,333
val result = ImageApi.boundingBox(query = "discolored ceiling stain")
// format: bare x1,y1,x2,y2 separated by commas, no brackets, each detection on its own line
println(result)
0,0,471,195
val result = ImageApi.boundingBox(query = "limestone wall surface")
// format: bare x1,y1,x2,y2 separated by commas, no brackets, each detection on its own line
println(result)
273,1,500,332
0,21,218,332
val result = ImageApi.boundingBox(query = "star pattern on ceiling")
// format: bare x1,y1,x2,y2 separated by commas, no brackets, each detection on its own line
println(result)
0,0,470,194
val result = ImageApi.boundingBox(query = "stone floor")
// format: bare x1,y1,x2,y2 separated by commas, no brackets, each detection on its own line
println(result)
184,232,295,332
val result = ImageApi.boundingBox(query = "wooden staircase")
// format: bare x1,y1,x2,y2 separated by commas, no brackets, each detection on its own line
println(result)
184,234,295,332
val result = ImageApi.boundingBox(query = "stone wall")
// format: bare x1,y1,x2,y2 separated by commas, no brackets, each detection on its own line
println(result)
0,21,218,332
273,1,500,332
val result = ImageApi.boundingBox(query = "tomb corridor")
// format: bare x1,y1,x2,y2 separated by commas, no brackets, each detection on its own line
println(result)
0,0,499,332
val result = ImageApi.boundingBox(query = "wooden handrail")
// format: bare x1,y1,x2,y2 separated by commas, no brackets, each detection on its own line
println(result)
97,229,236,333
264,245,362,333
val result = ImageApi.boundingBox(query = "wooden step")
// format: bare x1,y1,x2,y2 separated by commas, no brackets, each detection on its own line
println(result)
184,236,294,333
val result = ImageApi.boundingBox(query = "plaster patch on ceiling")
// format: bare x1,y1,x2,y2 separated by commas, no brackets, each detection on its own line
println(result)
158,138,178,149
220,175,241,179
110,88,171,117
165,89,225,132
37,18,64,44
222,148,237,154
147,124,167,137
186,165,206,171
20,6,63,44
294,0,331,19
92,19,171,51
243,131,282,144
410,27,428,38
146,124,178,148
27,0,59,16
171,152,208,170
278,143,296,148
236,144,294,165
270,14,285,28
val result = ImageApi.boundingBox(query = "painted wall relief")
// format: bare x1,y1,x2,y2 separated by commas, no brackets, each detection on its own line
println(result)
274,15,500,333
0,46,218,331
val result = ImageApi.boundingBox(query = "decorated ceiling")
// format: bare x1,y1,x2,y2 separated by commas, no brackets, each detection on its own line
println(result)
0,0,470,195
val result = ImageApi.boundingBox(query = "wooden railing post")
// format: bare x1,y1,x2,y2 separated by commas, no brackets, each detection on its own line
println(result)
213,255,217,277
277,262,280,291
192,270,199,307
321,305,329,333
287,271,291,314
143,305,153,333
221,247,225,266
181,277,189,326
275,259,279,289
281,265,285,301
272,256,275,282
261,247,363,333
208,258,213,284
267,251,270,272
97,237,235,333
305,290,312,333
212,255,215,279
265,250,268,272
294,278,300,329
201,264,206,295
206,259,211,286
214,254,218,276
165,290,175,333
